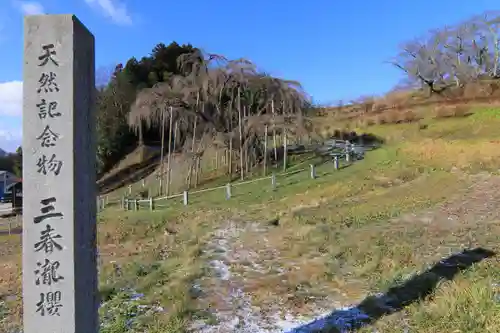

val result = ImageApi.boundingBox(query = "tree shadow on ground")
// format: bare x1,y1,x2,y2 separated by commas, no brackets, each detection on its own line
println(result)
98,154,161,195
328,130,385,147
286,247,496,333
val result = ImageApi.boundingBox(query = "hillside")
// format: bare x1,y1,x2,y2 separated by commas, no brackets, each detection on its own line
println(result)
1,103,500,333
316,79,500,121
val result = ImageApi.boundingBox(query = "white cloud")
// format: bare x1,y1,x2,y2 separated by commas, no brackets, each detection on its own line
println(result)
0,81,22,151
0,129,22,142
0,81,23,117
0,128,22,152
84,0,132,25
18,1,45,15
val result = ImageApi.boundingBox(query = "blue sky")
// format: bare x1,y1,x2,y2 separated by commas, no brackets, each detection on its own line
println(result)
0,0,497,152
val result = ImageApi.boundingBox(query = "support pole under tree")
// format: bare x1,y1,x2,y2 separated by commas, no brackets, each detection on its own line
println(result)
22,14,98,333
263,124,268,176
166,106,173,196
283,129,288,171
159,109,166,196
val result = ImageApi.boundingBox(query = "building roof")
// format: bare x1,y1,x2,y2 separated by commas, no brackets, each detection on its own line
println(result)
0,171,19,183
5,181,22,192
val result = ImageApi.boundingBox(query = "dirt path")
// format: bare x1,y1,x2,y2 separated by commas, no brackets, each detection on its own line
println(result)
189,221,329,332
190,173,500,333
395,172,500,228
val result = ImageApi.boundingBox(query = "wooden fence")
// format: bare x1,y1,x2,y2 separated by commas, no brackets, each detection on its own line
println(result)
0,206,22,235
97,148,354,212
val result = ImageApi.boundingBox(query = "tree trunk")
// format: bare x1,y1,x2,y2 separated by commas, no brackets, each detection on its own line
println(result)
187,113,198,188
169,120,178,190
252,146,256,171
173,120,178,153
244,106,249,175
185,158,194,190
166,106,174,196
138,120,144,146
194,156,200,188
194,129,205,188
191,116,197,152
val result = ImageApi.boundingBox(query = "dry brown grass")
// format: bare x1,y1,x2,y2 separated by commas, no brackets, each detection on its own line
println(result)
402,139,500,171
0,233,22,332
376,109,422,125
432,105,472,119
317,79,500,123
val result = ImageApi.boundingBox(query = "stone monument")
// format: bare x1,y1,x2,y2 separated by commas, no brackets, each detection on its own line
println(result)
22,14,98,333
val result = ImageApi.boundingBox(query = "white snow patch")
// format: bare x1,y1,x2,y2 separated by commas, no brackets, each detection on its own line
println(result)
190,220,369,333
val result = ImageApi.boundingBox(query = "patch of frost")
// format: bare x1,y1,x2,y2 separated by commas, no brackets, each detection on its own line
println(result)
190,221,345,333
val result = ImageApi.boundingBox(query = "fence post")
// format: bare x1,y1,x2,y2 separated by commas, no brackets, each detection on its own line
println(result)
183,191,189,205
120,197,124,210
225,183,231,200
128,185,132,195
142,179,145,188
310,164,316,179
334,156,339,170
96,197,100,212
271,173,276,190
134,199,138,211
345,141,351,163
149,197,154,211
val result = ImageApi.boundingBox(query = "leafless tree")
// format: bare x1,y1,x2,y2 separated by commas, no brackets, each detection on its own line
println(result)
389,11,500,97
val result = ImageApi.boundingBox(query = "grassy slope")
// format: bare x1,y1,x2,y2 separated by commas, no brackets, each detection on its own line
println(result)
1,106,500,332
